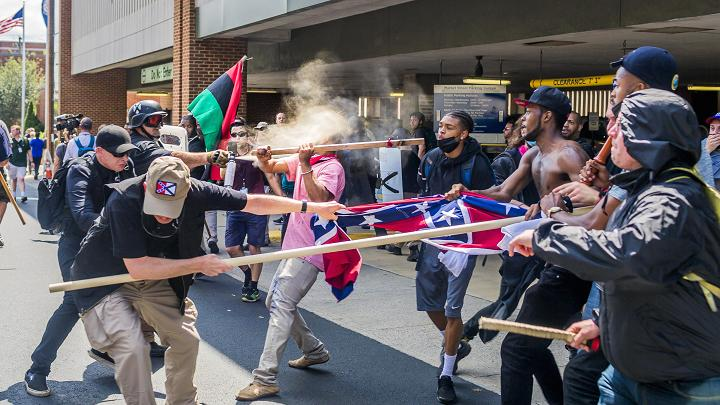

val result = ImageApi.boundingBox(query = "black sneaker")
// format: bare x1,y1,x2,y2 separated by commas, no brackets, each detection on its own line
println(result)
273,217,284,224
208,240,219,254
387,245,402,255
242,288,261,303
407,246,419,262
149,341,167,358
436,376,457,404
21,196,27,203
24,371,50,397
88,348,115,369
438,340,472,376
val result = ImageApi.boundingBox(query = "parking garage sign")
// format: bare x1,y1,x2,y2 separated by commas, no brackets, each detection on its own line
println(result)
141,62,173,84
433,85,506,134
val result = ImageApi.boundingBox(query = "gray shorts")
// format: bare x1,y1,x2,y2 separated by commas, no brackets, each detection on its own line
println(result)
415,243,476,318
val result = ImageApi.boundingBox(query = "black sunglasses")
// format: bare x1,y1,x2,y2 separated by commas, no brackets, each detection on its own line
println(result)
110,150,131,158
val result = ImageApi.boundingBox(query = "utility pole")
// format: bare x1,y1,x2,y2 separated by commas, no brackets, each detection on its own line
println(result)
20,0,26,134
45,0,55,157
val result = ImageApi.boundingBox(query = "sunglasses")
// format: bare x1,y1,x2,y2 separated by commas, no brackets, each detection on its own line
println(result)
144,115,164,128
110,150,131,158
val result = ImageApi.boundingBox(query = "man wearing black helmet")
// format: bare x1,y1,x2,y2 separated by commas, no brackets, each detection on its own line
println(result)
127,100,229,175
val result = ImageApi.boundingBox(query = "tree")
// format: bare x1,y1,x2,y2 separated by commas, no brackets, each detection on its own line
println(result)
0,57,43,126
24,102,44,132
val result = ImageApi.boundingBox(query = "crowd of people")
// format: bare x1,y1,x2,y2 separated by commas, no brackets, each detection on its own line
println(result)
0,45,718,405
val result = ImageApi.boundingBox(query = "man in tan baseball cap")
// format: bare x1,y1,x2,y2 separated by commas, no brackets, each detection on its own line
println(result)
71,156,344,404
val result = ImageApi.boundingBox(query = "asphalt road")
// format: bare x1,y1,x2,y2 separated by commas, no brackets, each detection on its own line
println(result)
0,178,502,404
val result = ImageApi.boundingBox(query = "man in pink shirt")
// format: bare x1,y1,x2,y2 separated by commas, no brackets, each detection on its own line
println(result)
236,142,345,401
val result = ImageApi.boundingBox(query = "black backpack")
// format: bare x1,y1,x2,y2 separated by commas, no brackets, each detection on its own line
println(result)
37,157,87,231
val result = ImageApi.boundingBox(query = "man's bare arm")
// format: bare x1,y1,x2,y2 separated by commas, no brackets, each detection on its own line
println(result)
0,158,7,168
124,255,233,279
170,150,212,169
545,195,622,230
557,145,589,183
447,149,536,202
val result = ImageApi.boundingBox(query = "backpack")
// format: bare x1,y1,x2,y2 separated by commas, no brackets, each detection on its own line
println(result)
423,151,476,195
37,157,88,231
75,136,95,157
664,166,720,312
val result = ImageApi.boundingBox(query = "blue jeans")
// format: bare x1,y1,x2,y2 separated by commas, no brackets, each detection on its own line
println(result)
599,365,720,404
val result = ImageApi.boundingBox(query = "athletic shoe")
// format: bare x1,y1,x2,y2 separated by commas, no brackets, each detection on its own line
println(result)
387,245,402,255
438,340,472,376
376,245,387,250
208,240,219,254
235,382,280,401
288,351,330,369
149,341,167,358
24,371,50,397
436,376,457,404
242,288,261,303
88,349,116,369
273,217,284,224
407,246,419,262
21,196,27,203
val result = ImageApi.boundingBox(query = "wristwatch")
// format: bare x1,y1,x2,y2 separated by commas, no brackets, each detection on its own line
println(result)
300,200,308,213
546,206,564,218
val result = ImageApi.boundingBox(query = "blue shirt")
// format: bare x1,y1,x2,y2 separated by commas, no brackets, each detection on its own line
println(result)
0,125,9,162
29,138,45,158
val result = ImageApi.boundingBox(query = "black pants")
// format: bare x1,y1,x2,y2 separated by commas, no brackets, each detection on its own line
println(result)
464,252,545,343
32,156,41,177
29,235,81,376
563,348,609,405
500,266,592,405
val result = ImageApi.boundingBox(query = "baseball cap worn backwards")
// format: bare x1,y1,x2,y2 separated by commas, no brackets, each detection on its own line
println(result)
143,157,191,219
96,124,138,154
705,112,720,125
610,46,678,91
514,86,571,119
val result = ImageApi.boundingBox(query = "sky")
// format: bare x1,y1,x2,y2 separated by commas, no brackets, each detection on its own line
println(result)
0,0,47,43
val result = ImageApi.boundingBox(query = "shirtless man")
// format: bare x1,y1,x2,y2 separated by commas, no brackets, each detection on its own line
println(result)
447,86,591,405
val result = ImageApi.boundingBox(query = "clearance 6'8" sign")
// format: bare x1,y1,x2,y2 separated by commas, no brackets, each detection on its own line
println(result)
530,75,614,88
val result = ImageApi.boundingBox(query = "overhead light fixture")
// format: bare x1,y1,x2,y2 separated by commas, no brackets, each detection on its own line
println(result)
688,85,720,91
248,89,279,94
474,56,484,77
389,92,404,97
635,26,713,34
523,40,585,47
136,92,169,97
463,78,511,85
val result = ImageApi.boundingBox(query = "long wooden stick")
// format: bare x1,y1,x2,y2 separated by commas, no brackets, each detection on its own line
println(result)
0,171,26,225
49,205,593,293
254,138,425,156
479,317,575,343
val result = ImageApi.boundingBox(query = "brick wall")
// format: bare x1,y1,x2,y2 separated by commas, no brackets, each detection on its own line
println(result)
172,0,248,125
246,93,283,125
58,0,127,127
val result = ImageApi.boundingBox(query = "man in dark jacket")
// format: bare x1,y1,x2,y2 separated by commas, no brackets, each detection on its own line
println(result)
71,156,342,404
416,110,494,404
509,89,720,403
24,125,138,397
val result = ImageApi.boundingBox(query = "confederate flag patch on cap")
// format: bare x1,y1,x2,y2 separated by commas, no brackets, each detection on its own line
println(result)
155,180,176,196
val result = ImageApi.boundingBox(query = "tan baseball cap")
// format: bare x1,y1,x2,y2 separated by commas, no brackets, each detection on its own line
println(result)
143,156,191,219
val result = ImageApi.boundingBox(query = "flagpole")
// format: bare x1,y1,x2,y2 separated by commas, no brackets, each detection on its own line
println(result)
48,206,592,293
20,0,26,133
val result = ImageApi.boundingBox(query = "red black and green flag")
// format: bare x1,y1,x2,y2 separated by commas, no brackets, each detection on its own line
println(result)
187,56,245,152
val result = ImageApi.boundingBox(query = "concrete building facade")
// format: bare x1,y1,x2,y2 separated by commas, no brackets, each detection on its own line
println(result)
55,0,720,133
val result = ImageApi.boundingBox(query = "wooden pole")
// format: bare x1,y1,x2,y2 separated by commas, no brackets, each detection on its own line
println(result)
254,138,425,156
49,206,592,293
479,317,575,343
0,171,26,225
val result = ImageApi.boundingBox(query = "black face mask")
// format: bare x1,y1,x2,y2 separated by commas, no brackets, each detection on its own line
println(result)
141,214,180,239
438,136,461,153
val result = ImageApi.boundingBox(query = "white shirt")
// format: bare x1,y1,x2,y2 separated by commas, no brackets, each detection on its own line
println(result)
63,132,95,163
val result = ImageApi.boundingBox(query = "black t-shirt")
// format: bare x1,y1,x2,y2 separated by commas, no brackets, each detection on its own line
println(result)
414,126,437,151
129,131,172,175
71,176,249,313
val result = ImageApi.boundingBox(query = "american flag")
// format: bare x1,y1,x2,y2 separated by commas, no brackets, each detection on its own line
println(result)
0,9,23,36
311,192,526,301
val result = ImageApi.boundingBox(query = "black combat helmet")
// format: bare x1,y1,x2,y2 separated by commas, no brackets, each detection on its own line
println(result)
127,100,168,129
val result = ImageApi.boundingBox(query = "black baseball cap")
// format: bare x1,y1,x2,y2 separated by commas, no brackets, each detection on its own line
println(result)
514,86,571,118
610,46,678,91
96,124,138,154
